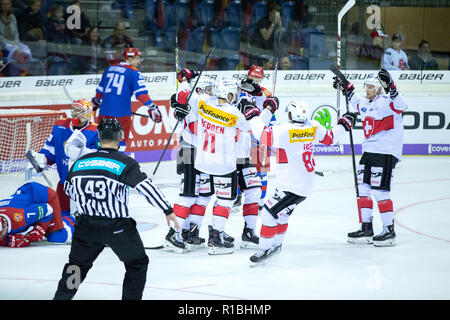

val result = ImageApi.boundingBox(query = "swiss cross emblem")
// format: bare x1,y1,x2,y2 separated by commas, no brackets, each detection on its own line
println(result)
363,117,375,138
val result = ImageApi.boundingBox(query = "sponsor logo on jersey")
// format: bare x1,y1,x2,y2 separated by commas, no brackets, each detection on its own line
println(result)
13,213,23,222
73,157,126,175
289,127,317,143
198,101,238,127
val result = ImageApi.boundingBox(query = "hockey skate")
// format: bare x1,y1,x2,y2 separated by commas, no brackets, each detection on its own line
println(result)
208,227,234,255
347,221,374,244
249,249,271,267
240,223,259,249
373,225,396,247
269,244,282,256
164,228,186,253
208,225,234,245
186,223,205,251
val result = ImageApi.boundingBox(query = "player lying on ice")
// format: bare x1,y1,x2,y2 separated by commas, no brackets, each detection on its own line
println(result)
0,182,75,247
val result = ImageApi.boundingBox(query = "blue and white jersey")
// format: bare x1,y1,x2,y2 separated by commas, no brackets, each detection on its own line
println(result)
95,62,152,117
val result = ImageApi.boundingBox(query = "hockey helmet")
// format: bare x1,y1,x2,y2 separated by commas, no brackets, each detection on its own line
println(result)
71,99,93,125
193,75,215,96
286,100,309,123
248,65,264,81
123,47,142,61
214,77,241,104
98,118,124,141
363,74,382,95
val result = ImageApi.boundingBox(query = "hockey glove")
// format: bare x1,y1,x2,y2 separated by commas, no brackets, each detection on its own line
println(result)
263,96,279,114
238,98,260,120
333,76,355,99
338,112,358,132
25,225,46,242
170,93,178,108
378,69,398,98
24,151,47,181
174,103,191,121
148,103,162,123
64,129,87,161
91,97,101,111
8,234,31,248
177,68,200,83
239,79,262,96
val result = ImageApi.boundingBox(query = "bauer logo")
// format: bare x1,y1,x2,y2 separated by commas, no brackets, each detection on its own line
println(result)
311,105,338,130
289,128,317,143
198,102,238,127
428,144,450,155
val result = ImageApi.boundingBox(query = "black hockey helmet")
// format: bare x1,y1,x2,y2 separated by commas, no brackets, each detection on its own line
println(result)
98,117,123,141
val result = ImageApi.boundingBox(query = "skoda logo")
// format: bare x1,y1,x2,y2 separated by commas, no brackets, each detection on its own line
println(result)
311,105,338,130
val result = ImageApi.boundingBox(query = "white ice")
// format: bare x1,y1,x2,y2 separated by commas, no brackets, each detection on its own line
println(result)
0,156,449,300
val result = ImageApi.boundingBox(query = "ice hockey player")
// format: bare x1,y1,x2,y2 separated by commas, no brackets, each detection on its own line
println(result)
248,100,356,265
170,77,276,255
239,65,274,208
334,69,408,247
0,182,75,247
233,93,274,249
25,99,99,216
91,47,163,152
164,71,215,253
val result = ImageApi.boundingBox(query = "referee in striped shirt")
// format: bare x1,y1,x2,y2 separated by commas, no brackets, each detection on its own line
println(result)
54,118,179,300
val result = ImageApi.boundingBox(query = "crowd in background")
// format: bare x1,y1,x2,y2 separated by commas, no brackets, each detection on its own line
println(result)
0,0,447,77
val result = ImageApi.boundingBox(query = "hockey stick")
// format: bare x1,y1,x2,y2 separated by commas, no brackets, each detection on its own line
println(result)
26,150,52,187
329,64,361,222
150,48,213,178
336,0,355,119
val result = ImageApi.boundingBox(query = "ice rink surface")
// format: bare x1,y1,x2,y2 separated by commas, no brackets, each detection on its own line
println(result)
0,155,449,300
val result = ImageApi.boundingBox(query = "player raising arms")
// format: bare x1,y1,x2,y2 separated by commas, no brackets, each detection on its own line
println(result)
248,100,356,265
239,65,274,208
334,69,408,247
25,99,99,217
92,47,163,152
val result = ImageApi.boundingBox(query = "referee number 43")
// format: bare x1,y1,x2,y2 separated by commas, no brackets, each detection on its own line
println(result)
84,180,107,200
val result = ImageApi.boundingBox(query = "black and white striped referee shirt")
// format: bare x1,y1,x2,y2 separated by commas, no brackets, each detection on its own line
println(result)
64,148,173,218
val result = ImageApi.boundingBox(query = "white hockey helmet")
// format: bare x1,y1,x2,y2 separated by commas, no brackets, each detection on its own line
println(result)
193,75,215,96
214,77,241,104
286,100,309,123
363,74,382,95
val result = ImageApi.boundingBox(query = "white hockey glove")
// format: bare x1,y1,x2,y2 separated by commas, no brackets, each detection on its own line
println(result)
24,151,47,181
64,129,89,161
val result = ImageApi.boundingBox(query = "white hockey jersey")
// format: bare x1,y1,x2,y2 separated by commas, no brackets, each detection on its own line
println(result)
382,48,409,70
186,95,254,175
349,93,408,161
252,119,346,197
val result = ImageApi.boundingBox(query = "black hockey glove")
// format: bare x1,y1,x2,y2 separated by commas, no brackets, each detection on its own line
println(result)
337,111,358,132
378,69,398,98
333,76,355,99
263,96,279,114
239,79,262,96
238,98,260,120
174,103,191,121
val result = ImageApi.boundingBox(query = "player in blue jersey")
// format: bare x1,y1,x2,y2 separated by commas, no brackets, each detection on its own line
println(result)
0,182,75,247
92,47,163,152
25,99,100,216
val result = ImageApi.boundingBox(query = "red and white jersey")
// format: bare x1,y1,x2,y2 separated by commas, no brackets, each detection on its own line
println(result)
186,96,252,175
349,93,408,161
174,81,197,147
254,119,345,197
253,86,272,112
382,48,409,70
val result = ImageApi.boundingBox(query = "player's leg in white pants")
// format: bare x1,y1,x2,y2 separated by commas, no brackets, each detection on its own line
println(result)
242,187,261,231
357,182,374,223
372,189,394,228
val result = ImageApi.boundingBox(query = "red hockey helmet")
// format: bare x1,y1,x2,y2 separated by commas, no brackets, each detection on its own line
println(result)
123,47,142,61
248,65,264,80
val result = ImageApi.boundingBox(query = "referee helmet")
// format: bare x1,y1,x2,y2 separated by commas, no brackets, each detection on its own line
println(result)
98,118,123,141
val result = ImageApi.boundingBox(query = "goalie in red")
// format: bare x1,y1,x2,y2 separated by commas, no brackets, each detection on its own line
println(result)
25,99,100,216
